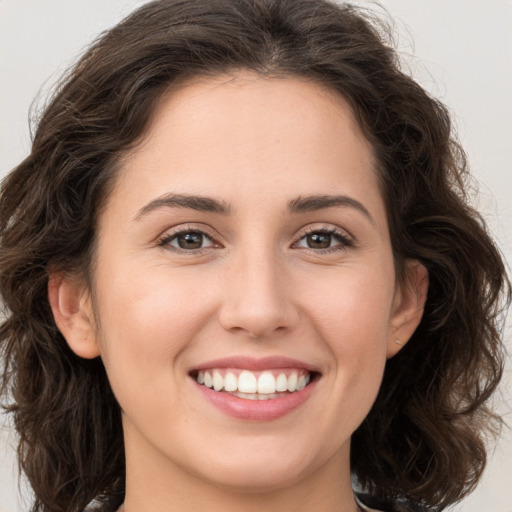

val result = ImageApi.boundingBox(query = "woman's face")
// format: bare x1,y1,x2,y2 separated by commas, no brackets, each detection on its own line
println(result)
55,73,425,495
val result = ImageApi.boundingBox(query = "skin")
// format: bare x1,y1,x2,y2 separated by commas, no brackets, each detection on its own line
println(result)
50,72,427,512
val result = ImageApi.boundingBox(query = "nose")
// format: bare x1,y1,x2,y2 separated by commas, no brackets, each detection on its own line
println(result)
218,248,299,339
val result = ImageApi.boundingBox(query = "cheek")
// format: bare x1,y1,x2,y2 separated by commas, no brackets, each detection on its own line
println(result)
304,264,393,417
93,265,217,397
306,264,394,350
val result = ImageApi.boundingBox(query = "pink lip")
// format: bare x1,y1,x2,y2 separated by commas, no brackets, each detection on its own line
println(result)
190,356,320,422
191,355,319,372
193,378,317,421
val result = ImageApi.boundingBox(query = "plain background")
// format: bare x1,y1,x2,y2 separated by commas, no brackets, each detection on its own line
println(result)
0,1,511,510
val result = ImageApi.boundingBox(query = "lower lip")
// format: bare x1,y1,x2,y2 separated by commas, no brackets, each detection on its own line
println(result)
193,378,318,421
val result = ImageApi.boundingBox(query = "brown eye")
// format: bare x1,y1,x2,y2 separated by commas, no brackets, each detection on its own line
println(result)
176,232,204,249
295,229,353,252
306,233,331,249
161,230,216,251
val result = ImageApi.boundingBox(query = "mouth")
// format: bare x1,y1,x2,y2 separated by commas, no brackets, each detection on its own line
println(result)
190,368,317,400
189,356,320,420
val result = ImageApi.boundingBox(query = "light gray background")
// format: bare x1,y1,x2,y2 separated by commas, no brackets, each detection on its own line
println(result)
1,1,511,511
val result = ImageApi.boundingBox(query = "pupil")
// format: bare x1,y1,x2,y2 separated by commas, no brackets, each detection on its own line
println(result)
178,232,203,249
308,233,331,249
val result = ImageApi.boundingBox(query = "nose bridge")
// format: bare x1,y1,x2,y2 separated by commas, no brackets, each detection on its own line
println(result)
219,237,298,338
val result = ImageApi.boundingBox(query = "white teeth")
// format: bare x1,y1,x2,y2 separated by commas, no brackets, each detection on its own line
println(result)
232,391,285,400
233,392,260,400
212,370,223,391
224,372,238,392
195,368,312,397
257,371,276,394
204,371,213,388
287,372,298,392
276,373,288,392
238,370,258,393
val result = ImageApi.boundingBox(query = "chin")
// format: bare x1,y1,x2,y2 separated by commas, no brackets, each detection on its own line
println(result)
205,465,305,494
192,444,324,493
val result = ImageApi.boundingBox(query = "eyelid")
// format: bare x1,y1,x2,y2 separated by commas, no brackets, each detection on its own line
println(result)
291,224,355,251
155,222,355,254
298,224,353,238
157,224,222,252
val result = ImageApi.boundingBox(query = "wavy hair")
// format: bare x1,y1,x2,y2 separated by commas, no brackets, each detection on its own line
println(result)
0,1,509,511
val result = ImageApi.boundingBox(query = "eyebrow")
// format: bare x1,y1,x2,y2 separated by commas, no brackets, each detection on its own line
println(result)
287,194,374,223
134,193,231,220
134,192,373,223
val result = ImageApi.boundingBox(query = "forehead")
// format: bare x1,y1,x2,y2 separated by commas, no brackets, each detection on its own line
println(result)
142,72,374,166
109,72,384,221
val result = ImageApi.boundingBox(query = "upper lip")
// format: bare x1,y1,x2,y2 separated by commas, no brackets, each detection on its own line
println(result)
191,356,320,373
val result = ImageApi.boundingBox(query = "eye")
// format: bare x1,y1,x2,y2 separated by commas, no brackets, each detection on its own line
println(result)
294,228,353,252
159,229,217,251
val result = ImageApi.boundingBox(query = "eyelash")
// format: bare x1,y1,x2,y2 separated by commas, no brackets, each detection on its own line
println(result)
157,225,219,255
157,225,354,255
293,226,354,254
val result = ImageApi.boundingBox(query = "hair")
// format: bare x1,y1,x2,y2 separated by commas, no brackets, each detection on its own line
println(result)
0,1,509,511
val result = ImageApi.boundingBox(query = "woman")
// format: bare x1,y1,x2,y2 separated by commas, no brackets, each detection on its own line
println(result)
0,1,509,511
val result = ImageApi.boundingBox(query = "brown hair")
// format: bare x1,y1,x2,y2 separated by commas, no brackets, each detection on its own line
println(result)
0,1,509,511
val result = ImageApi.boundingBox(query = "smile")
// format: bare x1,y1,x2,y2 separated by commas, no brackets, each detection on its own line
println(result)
190,356,320,420
194,368,312,400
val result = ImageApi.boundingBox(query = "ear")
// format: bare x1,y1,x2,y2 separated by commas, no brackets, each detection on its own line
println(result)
48,273,100,359
387,260,428,358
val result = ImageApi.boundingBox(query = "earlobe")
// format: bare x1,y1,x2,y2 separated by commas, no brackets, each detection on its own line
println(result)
48,273,100,359
387,260,429,358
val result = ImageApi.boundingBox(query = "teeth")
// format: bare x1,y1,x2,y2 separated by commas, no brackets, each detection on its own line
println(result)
257,371,276,394
234,392,261,400
276,373,288,392
287,373,298,392
224,372,238,392
231,391,288,400
212,370,223,391
195,368,312,397
238,370,257,393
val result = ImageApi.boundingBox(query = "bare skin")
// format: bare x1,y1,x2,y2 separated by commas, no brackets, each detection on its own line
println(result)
50,72,427,512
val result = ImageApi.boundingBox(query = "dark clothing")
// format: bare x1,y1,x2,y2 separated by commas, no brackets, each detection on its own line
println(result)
356,493,431,512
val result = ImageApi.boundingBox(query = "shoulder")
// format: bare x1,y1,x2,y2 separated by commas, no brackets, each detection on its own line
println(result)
356,493,433,512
